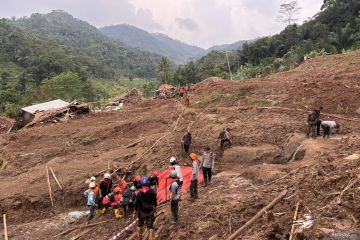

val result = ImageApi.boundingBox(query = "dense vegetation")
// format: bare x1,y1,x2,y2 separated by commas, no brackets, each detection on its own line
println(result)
166,0,360,84
0,11,162,123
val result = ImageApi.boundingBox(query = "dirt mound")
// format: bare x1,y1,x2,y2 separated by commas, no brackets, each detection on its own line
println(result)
116,88,143,104
191,76,223,90
0,117,15,134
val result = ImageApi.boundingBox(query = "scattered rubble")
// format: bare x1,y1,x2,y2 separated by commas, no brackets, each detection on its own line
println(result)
155,84,176,99
0,117,16,134
24,101,93,128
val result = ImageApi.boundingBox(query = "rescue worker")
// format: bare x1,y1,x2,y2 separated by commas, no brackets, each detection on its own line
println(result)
102,187,123,219
219,128,232,150
90,176,102,216
149,171,160,193
184,93,190,107
133,175,142,190
99,173,113,214
135,177,157,240
306,106,322,138
120,186,133,218
181,131,192,153
321,120,340,138
201,147,215,187
170,156,183,187
189,153,199,200
84,182,97,223
169,170,181,222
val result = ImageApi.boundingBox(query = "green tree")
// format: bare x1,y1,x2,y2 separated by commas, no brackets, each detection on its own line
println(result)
157,57,171,83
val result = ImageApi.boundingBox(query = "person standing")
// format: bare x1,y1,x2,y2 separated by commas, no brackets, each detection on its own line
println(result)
219,128,232,150
321,120,340,138
170,156,183,187
306,106,322,138
99,173,113,214
149,171,160,194
189,153,199,200
181,131,192,153
84,182,97,224
169,170,181,222
135,177,157,240
90,176,102,216
201,147,215,187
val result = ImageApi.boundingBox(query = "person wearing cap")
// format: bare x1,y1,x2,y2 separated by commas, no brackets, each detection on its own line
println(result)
189,153,199,200
321,120,340,138
169,170,181,222
133,175,142,190
99,173,113,214
90,176,102,216
84,182,97,223
169,156,183,187
135,177,157,240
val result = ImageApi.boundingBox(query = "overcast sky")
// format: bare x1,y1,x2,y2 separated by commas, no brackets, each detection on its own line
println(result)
0,0,323,48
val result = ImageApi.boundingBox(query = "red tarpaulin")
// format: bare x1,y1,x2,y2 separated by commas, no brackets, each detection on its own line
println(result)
156,166,203,203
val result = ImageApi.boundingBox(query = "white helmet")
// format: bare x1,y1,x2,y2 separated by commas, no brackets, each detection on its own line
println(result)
89,182,96,188
169,156,177,165
90,176,96,181
169,170,177,178
104,173,111,179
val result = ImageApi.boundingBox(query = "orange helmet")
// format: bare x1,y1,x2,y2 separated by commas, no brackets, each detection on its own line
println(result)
114,187,121,193
135,175,141,182
189,153,198,161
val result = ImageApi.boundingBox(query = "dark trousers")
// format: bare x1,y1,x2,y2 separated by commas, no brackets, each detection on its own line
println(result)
190,179,198,198
220,139,231,149
87,205,96,222
138,210,155,229
171,199,179,221
322,125,332,138
183,144,190,153
202,167,212,185
121,205,128,218
306,120,321,137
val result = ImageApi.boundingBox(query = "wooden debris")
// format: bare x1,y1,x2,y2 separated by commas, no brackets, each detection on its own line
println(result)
3,214,8,240
125,138,144,148
45,165,54,207
225,189,288,240
49,167,63,191
337,178,358,204
54,220,110,238
289,201,300,240
70,228,92,240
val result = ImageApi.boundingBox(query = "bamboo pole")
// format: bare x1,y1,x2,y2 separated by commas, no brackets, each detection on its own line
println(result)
45,165,54,207
3,214,8,240
225,189,288,240
289,201,300,240
54,220,111,238
49,167,63,191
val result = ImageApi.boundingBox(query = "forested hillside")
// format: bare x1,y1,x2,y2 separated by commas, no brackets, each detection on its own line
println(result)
100,24,205,64
15,10,160,78
169,0,360,84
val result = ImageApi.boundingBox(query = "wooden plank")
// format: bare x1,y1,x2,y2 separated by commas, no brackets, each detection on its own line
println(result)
49,167,63,191
3,214,8,240
45,165,54,207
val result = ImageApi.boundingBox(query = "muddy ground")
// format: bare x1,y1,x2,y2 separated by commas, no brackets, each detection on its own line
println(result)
1,51,360,239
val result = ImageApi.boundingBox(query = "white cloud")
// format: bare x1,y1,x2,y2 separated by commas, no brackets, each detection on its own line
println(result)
0,0,324,48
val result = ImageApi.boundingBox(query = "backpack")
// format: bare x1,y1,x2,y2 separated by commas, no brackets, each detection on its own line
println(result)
120,189,132,206
139,192,154,212
169,180,181,195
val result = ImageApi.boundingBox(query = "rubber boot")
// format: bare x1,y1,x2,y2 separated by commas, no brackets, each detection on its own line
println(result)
114,208,122,219
137,227,144,240
149,229,155,240
96,209,102,216
101,208,107,215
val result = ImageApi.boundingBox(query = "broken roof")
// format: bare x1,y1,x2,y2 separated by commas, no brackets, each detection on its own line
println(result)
21,99,69,114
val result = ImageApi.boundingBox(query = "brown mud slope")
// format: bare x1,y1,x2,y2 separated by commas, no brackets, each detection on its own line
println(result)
1,50,360,239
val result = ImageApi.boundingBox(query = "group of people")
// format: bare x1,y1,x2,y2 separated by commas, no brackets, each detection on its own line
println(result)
306,106,340,138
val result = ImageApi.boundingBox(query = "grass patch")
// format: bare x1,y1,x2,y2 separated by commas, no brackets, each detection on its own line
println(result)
81,137,96,145
159,119,170,125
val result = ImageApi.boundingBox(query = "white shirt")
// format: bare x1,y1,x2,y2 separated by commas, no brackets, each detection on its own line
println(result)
321,121,337,128
174,165,183,182
191,161,199,180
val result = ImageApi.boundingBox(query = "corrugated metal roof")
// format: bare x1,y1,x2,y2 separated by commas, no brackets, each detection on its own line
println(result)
22,99,69,114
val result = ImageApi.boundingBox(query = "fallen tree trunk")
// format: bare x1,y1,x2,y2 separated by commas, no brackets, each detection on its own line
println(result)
225,189,288,240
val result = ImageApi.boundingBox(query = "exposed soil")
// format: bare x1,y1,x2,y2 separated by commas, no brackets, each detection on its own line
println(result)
1,51,360,239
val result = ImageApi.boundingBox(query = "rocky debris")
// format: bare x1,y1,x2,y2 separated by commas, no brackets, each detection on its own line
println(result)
155,84,176,99
0,117,16,134
117,88,143,104
24,101,92,128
